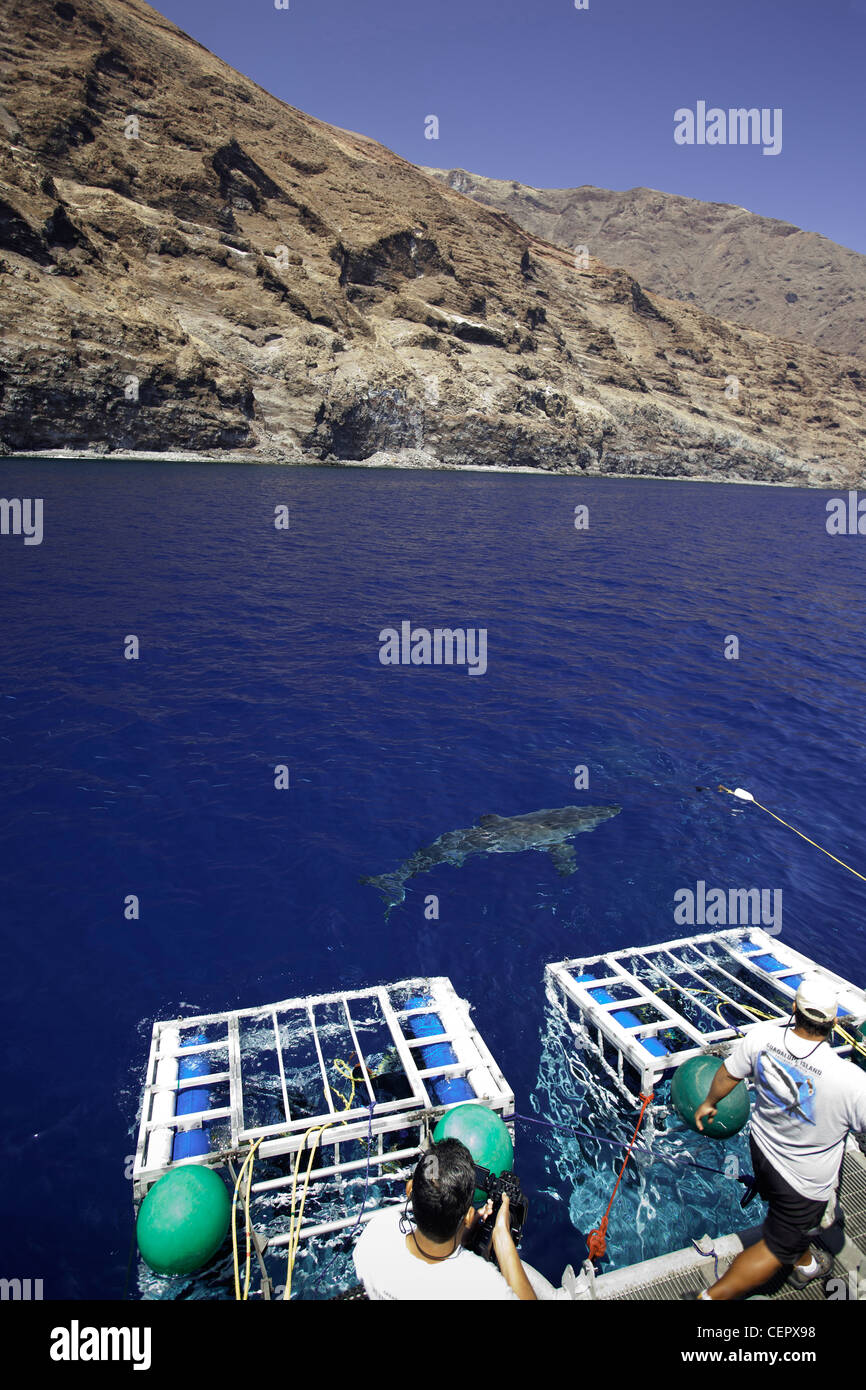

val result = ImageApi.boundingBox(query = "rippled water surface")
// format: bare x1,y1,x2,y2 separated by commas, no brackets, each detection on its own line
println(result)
1,460,865,1297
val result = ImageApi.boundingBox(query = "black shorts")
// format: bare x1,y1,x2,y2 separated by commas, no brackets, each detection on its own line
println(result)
749,1136,827,1265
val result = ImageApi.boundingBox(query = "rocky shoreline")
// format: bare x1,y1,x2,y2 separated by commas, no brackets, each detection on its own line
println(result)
1,0,863,488
3,445,812,487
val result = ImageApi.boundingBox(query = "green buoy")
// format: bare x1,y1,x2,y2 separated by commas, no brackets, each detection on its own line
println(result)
433,1103,514,1203
137,1166,231,1275
671,1055,750,1140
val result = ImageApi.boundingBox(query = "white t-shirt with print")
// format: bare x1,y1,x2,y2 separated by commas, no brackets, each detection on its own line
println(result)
353,1204,518,1300
724,1021,866,1200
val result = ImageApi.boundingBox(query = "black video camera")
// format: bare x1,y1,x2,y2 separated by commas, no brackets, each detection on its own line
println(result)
465,1166,528,1263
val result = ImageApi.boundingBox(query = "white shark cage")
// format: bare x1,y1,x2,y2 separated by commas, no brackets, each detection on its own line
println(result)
546,928,866,1104
132,976,513,1252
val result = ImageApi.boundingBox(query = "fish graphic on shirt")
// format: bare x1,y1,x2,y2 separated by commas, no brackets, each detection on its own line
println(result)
756,1050,816,1125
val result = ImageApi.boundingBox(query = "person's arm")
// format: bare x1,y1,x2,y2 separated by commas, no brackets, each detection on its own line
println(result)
491,1194,536,1301
848,1071,866,1148
695,1063,742,1132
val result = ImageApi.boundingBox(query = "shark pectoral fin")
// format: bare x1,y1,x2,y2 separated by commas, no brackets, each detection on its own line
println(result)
362,872,407,911
548,843,578,876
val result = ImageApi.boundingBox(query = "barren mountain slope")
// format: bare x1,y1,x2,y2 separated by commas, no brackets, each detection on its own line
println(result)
0,0,863,482
424,168,866,363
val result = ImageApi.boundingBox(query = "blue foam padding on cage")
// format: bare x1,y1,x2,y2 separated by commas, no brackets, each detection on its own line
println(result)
590,987,616,1005
572,971,668,1055
173,1127,210,1159
609,1010,670,1056
612,1008,642,1029
752,954,786,973
404,996,475,1104
172,1033,211,1160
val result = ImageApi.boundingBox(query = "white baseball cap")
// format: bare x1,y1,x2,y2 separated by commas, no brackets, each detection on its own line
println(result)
795,975,838,1025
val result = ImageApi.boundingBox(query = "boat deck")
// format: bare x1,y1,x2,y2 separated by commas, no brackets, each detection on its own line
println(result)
583,1139,866,1301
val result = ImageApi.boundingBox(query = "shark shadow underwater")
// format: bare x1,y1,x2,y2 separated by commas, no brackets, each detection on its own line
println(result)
361,804,621,911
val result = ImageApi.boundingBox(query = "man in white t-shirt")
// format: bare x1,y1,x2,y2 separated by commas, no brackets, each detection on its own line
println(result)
693,974,866,1300
353,1138,536,1300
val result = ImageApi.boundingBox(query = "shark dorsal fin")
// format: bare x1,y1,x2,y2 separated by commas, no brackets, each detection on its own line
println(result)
479,814,503,827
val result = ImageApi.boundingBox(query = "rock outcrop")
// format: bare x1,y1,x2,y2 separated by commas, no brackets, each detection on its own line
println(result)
424,169,866,363
1,0,863,483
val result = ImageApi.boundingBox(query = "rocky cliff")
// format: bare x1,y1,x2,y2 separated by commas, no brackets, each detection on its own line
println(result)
1,0,864,483
424,168,866,363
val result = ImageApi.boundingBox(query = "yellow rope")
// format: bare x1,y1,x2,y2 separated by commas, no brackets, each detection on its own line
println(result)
232,1057,365,1302
730,999,773,1023
715,786,866,1055
657,987,866,1060
231,1138,264,1301
332,1057,358,1112
281,1058,367,1300
719,997,866,1060
283,1120,341,1301
654,984,730,1030
717,785,866,882
735,999,866,1059
243,1141,257,1300
831,1021,866,1060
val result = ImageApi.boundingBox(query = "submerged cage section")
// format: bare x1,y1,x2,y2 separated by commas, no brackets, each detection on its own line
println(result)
132,976,513,1245
546,928,866,1103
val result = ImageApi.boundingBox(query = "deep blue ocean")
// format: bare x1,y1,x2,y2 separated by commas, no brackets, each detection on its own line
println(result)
2,459,865,1300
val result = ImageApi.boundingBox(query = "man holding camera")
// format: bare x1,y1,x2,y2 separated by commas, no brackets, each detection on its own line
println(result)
353,1137,537,1299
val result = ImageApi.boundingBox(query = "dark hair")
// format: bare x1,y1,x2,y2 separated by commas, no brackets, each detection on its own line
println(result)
794,1006,833,1039
411,1139,476,1242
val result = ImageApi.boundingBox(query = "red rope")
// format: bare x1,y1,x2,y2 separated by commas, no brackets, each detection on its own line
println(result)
586,1091,654,1262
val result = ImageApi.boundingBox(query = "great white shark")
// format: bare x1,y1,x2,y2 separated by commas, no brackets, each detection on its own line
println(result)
361,804,621,910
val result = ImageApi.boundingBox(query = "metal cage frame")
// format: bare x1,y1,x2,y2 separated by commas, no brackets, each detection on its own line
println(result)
132,975,513,1246
546,928,866,1102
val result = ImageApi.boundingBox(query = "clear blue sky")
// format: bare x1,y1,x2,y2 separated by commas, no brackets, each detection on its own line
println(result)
156,0,866,253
